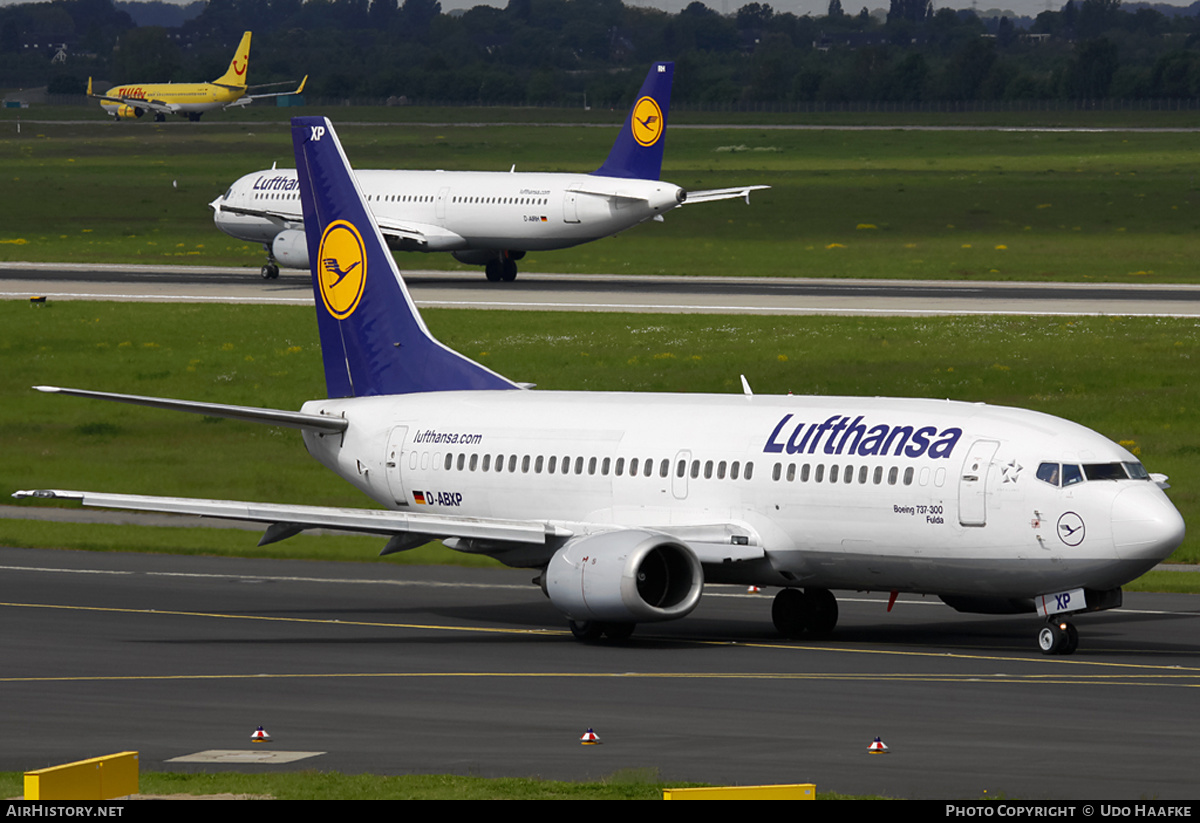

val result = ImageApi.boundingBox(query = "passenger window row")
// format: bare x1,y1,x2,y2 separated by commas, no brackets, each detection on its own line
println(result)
415,452,756,481
452,196,548,206
771,461,947,488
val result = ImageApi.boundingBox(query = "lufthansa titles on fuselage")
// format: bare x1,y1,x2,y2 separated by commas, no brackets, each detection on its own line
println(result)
253,174,300,193
763,413,963,460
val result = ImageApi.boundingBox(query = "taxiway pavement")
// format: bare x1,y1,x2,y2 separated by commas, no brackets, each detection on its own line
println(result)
1,546,1197,799
4,262,1200,316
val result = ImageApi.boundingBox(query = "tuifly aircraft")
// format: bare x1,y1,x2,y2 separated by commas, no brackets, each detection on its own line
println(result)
89,31,305,122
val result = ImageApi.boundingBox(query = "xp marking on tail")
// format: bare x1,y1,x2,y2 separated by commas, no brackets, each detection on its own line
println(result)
17,117,1184,655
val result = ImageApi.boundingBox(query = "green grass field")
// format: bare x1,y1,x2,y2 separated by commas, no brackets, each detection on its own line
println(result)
3,107,1200,280
3,303,1197,574
0,108,1195,799
0,768,874,799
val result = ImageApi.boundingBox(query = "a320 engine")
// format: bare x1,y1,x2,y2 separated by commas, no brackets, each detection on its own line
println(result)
271,229,309,269
542,530,703,641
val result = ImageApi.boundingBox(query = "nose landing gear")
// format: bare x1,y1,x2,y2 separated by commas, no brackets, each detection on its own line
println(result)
1037,620,1079,655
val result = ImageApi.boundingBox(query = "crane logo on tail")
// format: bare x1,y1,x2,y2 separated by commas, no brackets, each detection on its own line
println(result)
317,220,367,319
631,96,664,147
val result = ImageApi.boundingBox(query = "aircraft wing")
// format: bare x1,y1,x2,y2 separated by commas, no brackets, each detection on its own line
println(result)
224,76,308,108
207,201,462,251
210,201,302,226
11,489,569,548
374,219,467,253
10,486,764,565
683,185,771,205
88,91,179,115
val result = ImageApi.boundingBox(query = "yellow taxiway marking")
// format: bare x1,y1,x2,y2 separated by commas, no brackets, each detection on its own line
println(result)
2,600,1200,686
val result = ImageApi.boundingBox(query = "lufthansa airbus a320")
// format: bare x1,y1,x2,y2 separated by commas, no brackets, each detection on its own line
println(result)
209,63,766,281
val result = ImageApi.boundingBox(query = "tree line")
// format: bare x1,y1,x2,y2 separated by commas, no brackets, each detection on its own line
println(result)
6,0,1200,105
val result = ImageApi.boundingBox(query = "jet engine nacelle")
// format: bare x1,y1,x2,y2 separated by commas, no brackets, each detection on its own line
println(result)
272,229,310,269
544,530,703,624
116,104,144,119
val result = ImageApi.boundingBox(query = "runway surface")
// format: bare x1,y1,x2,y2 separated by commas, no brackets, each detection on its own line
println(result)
4,262,1200,316
1,546,1197,799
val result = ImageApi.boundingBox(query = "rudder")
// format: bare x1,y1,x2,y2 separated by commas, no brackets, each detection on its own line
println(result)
214,31,252,87
592,62,674,181
290,117,519,398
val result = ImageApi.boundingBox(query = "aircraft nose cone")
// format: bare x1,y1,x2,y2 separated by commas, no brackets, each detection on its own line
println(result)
1110,484,1185,563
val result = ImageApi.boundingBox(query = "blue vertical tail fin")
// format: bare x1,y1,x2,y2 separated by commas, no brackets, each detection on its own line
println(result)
290,116,519,398
592,62,673,181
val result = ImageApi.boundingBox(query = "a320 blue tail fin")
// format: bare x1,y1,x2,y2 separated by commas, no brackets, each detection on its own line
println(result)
290,116,519,399
592,62,673,181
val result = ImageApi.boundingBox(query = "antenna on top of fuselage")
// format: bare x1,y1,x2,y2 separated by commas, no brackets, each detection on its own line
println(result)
289,116,520,399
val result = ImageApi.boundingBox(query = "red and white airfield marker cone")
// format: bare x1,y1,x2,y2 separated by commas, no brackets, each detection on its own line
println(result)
251,725,272,743
580,728,602,745
868,736,889,754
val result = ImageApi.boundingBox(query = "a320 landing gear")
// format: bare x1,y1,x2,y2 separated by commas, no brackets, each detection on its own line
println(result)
772,587,839,638
1037,619,1079,655
484,257,518,282
260,243,280,279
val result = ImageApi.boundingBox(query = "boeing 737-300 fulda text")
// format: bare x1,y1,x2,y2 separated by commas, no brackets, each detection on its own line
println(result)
16,117,1184,655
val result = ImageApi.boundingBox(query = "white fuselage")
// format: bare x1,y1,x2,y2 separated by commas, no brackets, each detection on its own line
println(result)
213,168,685,255
298,390,1183,600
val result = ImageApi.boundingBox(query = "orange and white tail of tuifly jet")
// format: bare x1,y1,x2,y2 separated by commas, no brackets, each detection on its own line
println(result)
88,31,306,122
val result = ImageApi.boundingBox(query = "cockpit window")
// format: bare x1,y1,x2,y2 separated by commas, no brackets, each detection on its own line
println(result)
1037,460,1150,487
1084,462,1134,481
1124,461,1150,480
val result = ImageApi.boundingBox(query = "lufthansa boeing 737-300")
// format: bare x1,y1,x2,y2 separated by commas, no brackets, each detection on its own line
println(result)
209,62,767,281
17,116,1184,655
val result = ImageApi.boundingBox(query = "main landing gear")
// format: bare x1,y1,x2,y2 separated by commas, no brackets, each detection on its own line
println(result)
484,257,518,282
260,244,280,280
1037,619,1079,655
772,587,839,638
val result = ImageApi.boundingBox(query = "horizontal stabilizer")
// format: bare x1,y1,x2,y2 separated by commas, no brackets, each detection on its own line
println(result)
568,182,667,204
33,386,348,433
683,185,771,205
